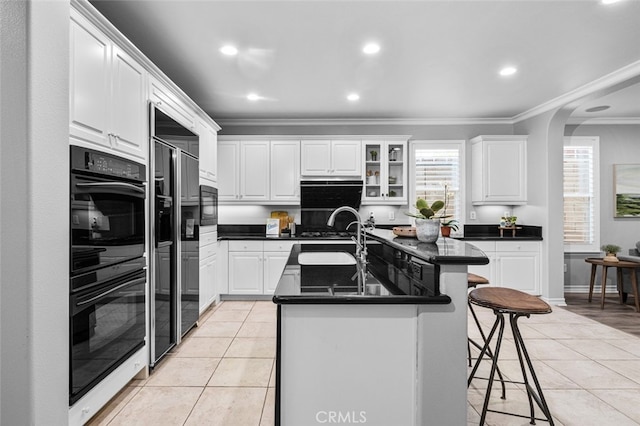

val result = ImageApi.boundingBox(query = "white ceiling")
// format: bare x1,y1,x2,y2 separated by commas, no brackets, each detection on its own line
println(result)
89,0,640,124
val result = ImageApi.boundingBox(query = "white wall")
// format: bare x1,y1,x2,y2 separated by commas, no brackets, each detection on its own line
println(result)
1,1,69,423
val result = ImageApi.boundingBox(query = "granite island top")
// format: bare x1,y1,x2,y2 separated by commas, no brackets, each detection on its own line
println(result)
366,228,490,266
272,243,453,305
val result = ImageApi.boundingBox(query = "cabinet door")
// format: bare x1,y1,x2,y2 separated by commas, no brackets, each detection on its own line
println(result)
270,141,300,202
228,251,263,294
240,141,270,201
331,140,362,176
495,251,540,295
149,76,195,131
263,252,290,294
199,254,217,313
301,140,331,175
218,141,240,201
69,12,110,148
484,141,526,203
110,45,146,160
198,121,218,183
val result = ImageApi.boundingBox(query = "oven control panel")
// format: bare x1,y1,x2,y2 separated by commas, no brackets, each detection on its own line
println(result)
71,145,145,181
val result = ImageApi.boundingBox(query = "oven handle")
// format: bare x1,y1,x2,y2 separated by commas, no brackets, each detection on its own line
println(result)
77,277,146,306
76,181,145,195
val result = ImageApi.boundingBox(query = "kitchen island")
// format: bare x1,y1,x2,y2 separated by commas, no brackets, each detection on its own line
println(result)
272,230,488,426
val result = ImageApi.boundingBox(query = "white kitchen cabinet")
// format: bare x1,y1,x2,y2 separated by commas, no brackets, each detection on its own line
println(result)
218,141,241,202
227,240,294,295
362,139,408,205
149,75,196,132
270,141,300,203
218,141,270,202
199,229,218,313
181,243,200,297
197,119,218,184
70,11,147,161
301,140,362,176
471,135,527,205
467,240,541,295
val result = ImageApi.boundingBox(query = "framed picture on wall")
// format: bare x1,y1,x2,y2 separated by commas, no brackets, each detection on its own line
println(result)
614,164,640,217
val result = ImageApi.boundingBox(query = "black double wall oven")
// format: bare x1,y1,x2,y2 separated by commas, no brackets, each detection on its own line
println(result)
69,146,147,405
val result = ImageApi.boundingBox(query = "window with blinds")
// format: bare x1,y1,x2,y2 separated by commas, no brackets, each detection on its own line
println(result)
412,142,464,222
563,137,600,252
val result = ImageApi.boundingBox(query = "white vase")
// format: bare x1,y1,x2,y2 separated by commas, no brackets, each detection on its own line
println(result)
415,218,440,243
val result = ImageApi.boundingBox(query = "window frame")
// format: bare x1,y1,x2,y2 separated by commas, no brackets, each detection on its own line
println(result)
563,136,600,253
409,140,466,234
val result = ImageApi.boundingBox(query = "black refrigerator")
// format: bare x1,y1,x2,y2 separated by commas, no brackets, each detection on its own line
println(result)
150,106,200,367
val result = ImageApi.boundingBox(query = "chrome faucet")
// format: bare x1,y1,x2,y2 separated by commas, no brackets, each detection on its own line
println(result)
327,206,367,264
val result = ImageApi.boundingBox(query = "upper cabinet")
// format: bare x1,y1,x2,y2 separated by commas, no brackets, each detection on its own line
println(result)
196,118,218,184
217,138,300,204
301,140,362,176
70,10,147,161
362,138,408,205
148,76,196,133
471,135,527,205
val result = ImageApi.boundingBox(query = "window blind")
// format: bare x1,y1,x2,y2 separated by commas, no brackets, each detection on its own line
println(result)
414,148,460,219
563,145,594,245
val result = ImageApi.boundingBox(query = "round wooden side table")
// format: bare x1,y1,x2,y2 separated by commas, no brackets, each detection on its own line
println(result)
585,257,640,312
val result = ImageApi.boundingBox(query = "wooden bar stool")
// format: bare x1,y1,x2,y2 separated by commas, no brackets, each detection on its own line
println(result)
468,287,554,426
467,274,506,399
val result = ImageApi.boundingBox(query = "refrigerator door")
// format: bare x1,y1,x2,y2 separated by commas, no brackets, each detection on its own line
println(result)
180,152,200,336
151,140,178,366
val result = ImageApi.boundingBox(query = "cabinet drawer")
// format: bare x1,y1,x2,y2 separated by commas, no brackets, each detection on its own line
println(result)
200,243,217,260
229,240,264,251
200,230,218,248
263,240,295,252
467,241,496,253
496,241,540,252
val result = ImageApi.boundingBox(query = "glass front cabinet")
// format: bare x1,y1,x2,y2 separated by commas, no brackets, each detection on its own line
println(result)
362,138,408,205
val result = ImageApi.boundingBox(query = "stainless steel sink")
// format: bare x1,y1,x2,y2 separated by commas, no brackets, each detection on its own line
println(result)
297,251,357,265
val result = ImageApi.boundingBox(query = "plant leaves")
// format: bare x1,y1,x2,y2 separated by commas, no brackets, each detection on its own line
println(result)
416,198,428,210
419,208,434,218
430,200,444,212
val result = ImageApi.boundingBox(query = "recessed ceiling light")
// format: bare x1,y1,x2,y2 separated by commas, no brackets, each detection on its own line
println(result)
585,105,611,113
601,0,622,4
220,45,238,56
499,66,517,77
347,93,360,101
362,43,380,55
247,93,260,101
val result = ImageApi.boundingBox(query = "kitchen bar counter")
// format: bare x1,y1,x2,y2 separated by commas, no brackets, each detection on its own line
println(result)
272,230,486,425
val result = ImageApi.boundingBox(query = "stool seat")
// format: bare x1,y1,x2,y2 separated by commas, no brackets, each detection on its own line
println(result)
468,273,489,287
469,287,552,315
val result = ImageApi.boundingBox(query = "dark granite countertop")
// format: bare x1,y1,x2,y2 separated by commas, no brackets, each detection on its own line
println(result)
458,224,543,241
272,243,452,305
366,229,490,266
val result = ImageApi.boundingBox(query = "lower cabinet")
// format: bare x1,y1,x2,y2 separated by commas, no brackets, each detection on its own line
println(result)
199,229,218,313
227,240,294,295
467,240,541,295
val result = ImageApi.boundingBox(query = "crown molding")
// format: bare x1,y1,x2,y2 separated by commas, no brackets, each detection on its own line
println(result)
513,60,640,124
216,117,515,127
565,117,640,126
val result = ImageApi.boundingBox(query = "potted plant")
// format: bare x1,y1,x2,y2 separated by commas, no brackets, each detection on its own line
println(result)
405,198,448,242
370,150,378,161
601,244,621,263
440,219,459,237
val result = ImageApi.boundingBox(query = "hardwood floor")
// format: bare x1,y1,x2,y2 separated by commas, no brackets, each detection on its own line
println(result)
563,292,640,338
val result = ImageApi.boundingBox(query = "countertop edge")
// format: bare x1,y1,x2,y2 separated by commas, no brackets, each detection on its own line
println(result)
272,294,452,305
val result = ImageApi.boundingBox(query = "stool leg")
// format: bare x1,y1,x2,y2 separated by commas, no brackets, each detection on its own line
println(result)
468,301,506,398
478,312,506,426
601,266,608,309
511,314,555,426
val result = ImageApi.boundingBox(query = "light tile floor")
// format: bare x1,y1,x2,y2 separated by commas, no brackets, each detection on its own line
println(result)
89,300,640,425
